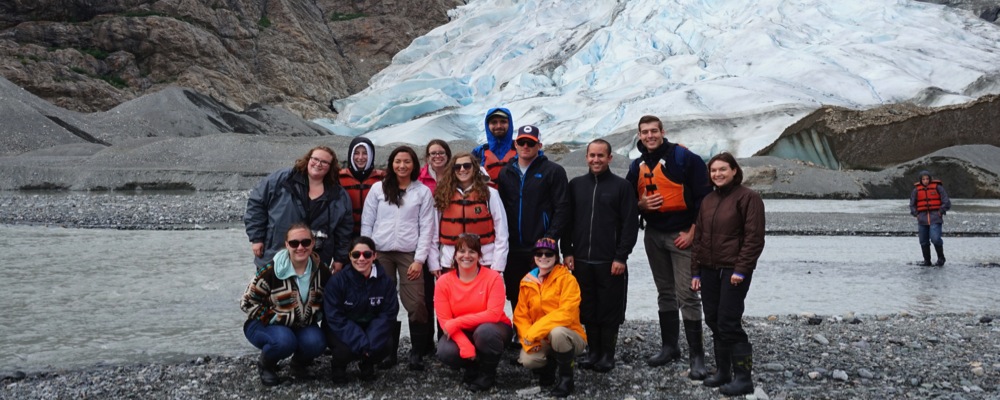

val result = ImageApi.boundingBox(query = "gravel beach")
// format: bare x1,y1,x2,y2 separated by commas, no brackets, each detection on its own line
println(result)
3,314,999,399
2,193,1000,399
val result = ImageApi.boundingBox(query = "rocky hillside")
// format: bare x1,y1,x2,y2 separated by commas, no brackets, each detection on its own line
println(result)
0,0,461,118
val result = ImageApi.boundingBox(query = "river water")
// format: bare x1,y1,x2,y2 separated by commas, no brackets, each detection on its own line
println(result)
2,200,999,372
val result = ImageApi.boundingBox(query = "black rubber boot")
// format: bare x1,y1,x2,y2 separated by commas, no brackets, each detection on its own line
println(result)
647,311,681,366
378,321,401,370
535,358,556,386
920,245,932,266
720,342,754,396
550,350,575,398
593,325,619,373
289,355,311,379
934,244,946,267
466,354,500,392
461,359,478,384
258,353,281,386
408,322,430,371
683,320,708,380
357,356,377,382
578,324,601,370
703,340,731,388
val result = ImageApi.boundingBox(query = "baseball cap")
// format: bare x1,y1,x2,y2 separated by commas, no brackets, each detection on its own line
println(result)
515,125,540,142
533,238,557,252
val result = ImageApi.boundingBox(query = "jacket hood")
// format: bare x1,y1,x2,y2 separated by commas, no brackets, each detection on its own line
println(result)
484,107,514,156
919,170,932,179
348,137,376,182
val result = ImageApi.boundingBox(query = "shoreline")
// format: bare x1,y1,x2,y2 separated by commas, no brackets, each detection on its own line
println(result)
4,192,1000,237
3,314,998,399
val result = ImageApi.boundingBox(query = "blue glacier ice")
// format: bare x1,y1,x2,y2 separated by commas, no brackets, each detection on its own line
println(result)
314,0,1000,160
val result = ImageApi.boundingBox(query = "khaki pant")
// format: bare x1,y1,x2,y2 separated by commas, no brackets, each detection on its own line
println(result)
644,228,703,321
380,251,428,323
517,327,586,369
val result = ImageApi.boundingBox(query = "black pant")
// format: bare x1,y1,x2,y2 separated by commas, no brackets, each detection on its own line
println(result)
503,247,535,308
700,267,751,345
574,261,627,326
326,329,390,366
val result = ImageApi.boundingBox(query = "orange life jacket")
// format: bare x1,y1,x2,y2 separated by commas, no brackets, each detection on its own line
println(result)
914,181,943,212
339,168,386,234
439,190,496,245
636,159,688,213
483,148,515,182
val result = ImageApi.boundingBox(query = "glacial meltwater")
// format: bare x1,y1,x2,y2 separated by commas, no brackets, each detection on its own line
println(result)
2,200,999,372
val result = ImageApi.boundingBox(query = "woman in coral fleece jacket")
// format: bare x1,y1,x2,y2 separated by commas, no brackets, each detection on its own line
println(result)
434,233,513,393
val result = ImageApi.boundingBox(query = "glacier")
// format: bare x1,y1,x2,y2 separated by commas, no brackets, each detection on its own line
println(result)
315,0,1000,159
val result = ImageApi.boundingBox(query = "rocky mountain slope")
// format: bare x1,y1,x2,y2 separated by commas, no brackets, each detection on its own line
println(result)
0,0,461,118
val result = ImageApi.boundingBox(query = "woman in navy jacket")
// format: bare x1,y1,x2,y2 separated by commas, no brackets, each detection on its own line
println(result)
323,236,400,383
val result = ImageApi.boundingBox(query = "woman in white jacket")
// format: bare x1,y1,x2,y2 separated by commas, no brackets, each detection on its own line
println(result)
361,145,435,371
429,152,509,275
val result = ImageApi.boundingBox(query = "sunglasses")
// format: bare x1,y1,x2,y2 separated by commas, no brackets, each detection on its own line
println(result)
453,162,475,171
287,239,313,248
350,250,374,259
534,251,556,258
515,139,538,147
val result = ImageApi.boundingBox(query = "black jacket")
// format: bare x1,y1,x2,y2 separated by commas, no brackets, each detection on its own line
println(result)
561,168,639,263
323,263,399,357
496,154,570,249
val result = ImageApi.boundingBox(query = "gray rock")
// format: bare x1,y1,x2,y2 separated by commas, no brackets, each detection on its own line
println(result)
858,368,875,379
832,370,849,381
813,334,830,345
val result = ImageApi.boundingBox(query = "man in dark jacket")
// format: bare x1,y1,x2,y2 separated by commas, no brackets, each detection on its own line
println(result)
561,139,638,373
625,115,712,376
496,124,570,313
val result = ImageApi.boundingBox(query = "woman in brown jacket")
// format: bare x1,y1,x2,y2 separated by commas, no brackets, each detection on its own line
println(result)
690,152,765,396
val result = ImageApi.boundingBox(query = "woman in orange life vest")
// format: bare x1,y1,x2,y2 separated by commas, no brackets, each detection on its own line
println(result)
428,152,510,276
339,137,385,238
909,170,951,266
418,139,451,193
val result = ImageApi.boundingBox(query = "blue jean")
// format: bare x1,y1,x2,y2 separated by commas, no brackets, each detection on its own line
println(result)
244,320,326,362
917,223,943,246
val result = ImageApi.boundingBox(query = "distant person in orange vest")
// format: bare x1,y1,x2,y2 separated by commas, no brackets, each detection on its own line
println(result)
909,170,951,266
339,137,385,238
472,108,516,184
625,115,711,377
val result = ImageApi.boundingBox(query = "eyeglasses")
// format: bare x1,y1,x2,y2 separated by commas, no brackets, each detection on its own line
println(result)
453,162,475,171
287,239,313,248
429,151,447,157
534,251,556,258
515,139,538,147
350,250,374,259
309,157,332,167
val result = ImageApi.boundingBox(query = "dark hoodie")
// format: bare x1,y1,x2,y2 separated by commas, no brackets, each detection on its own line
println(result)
472,107,514,165
347,137,376,183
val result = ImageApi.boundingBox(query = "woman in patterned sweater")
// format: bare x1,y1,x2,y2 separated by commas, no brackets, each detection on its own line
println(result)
241,222,332,386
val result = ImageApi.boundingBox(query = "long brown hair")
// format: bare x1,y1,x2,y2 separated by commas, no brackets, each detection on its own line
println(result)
434,152,490,211
293,146,339,186
383,146,421,206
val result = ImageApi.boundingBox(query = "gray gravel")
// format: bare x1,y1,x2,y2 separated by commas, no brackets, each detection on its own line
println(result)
3,314,999,399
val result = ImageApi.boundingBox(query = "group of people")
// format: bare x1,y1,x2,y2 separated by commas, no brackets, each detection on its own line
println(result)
237,108,771,397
